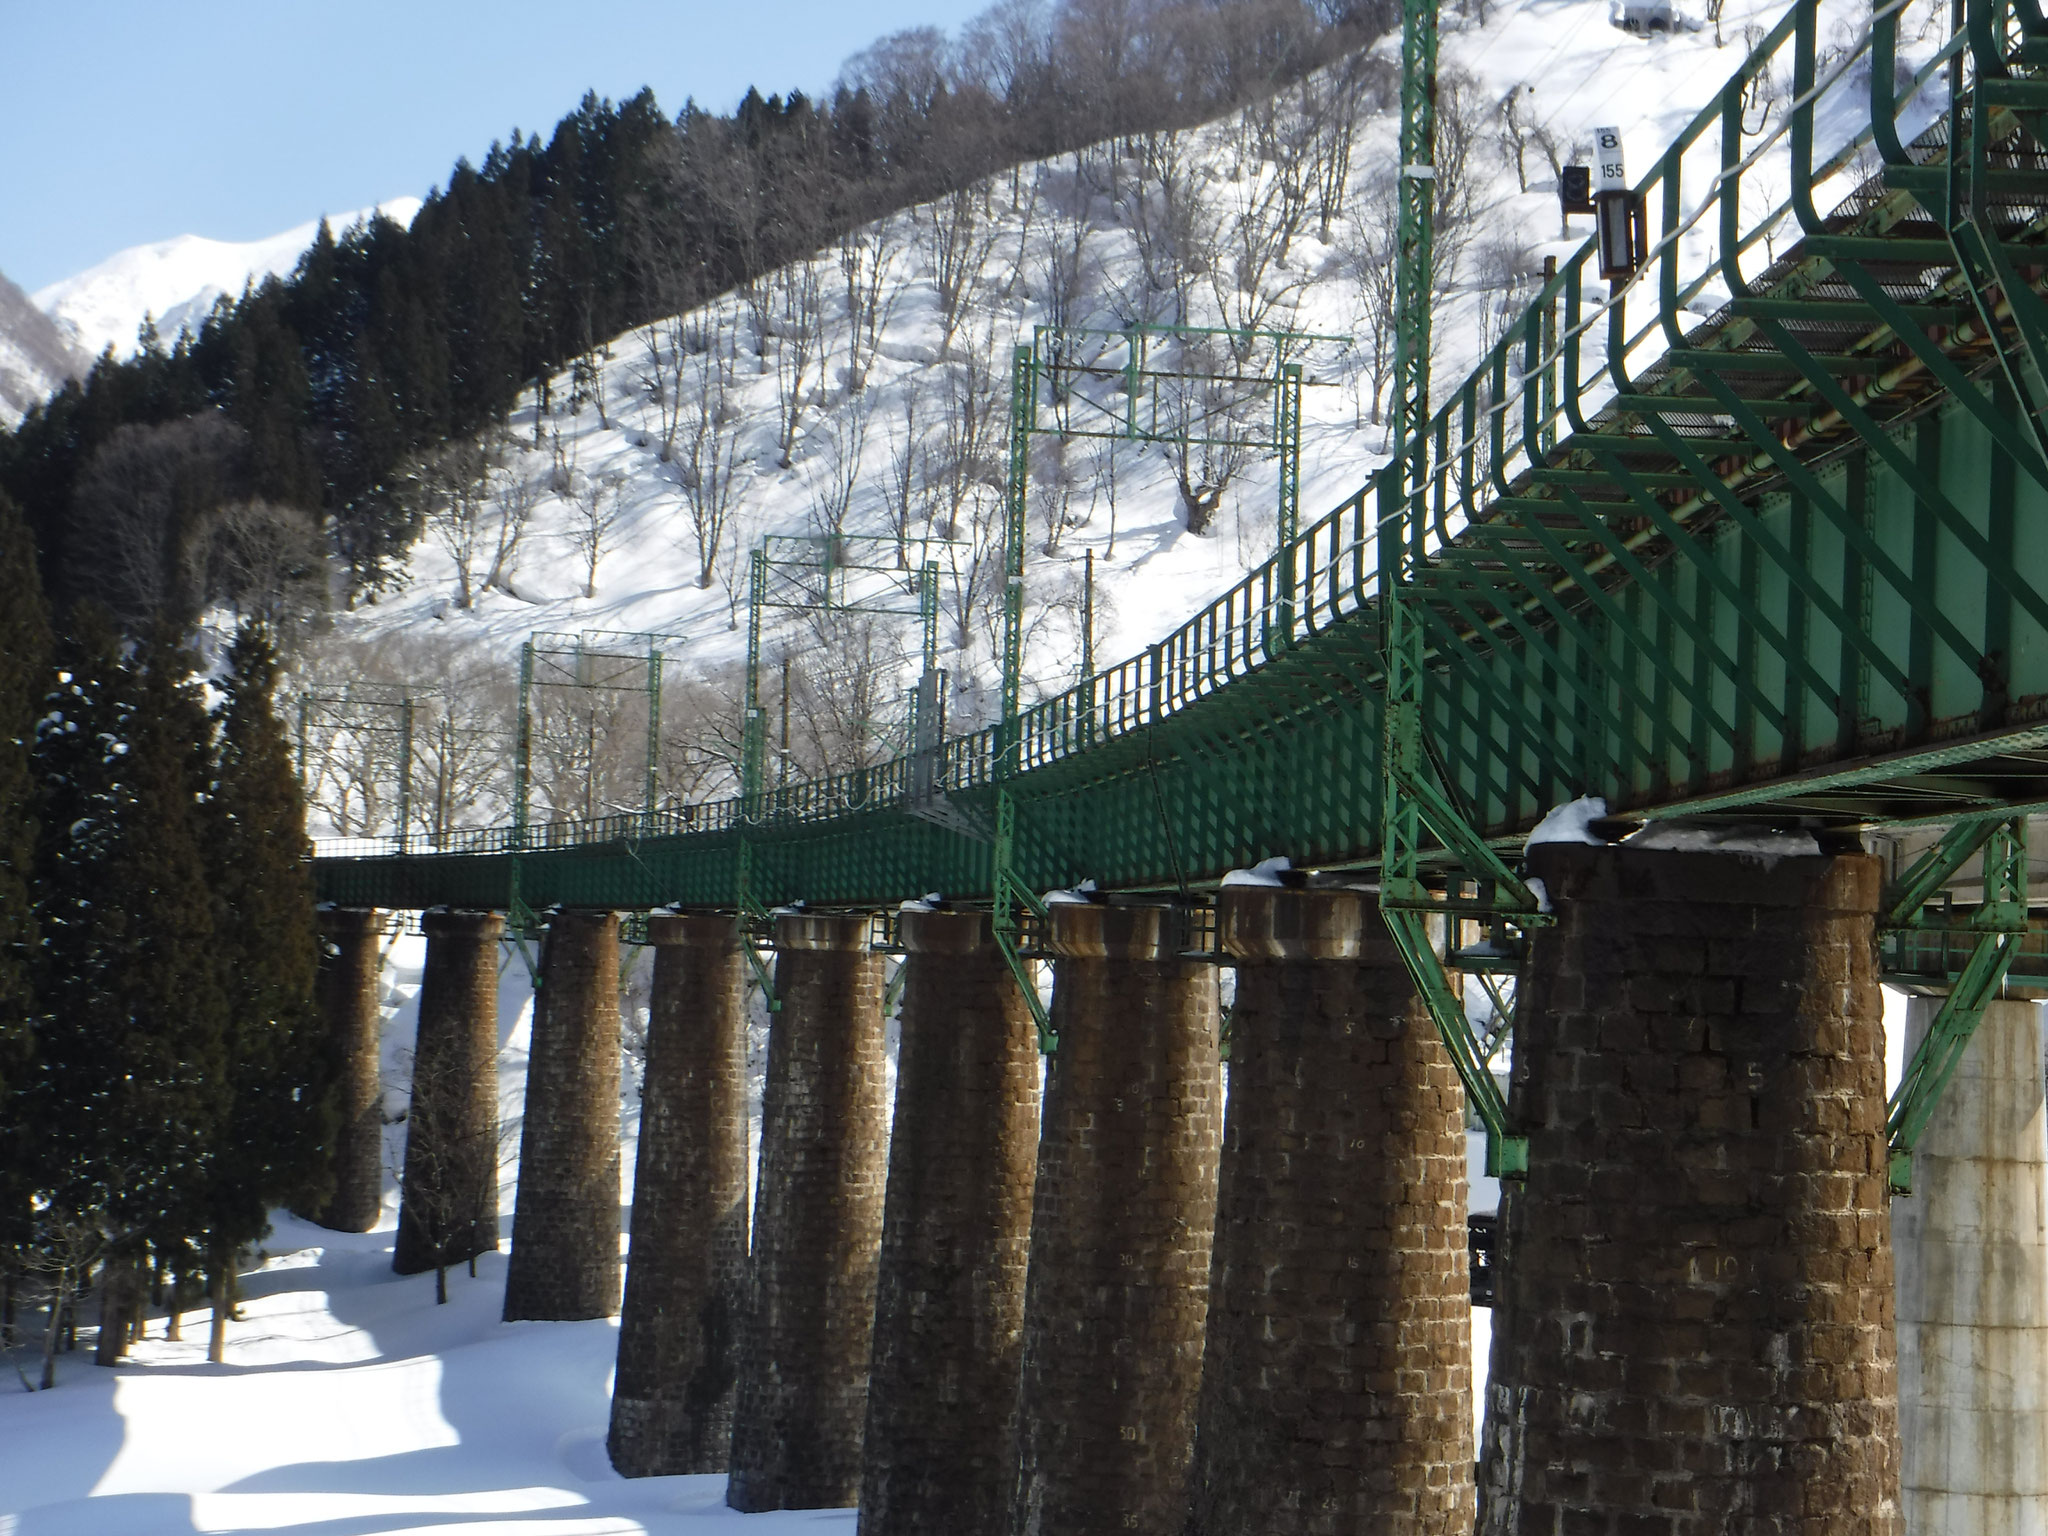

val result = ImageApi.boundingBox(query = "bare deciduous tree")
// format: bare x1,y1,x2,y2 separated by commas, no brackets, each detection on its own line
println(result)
807,387,873,547
401,432,515,610
837,221,901,394
566,469,628,598
677,324,746,588
772,260,826,467
919,187,999,351
881,377,934,566
1157,336,1262,536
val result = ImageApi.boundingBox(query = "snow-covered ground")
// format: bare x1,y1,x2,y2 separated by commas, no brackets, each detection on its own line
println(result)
34,198,423,362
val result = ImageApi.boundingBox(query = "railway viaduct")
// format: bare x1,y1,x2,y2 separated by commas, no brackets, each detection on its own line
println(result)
308,0,2048,1529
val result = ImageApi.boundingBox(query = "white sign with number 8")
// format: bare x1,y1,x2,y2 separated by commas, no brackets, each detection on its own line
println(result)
1593,125,1627,192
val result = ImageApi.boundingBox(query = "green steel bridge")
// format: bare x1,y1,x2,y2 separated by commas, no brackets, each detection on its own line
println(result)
314,0,2048,1179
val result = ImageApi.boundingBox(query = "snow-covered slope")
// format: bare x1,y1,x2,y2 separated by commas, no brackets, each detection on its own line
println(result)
0,265,85,426
319,0,1822,805
36,198,423,361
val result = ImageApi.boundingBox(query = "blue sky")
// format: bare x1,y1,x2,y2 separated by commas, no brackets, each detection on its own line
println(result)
1,0,995,292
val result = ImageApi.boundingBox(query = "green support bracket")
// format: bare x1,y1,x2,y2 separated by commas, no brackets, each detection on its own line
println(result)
504,860,541,988
734,840,781,1012
1884,814,2030,1194
991,790,1055,1054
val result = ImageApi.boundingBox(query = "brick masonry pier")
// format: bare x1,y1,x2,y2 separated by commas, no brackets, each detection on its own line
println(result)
1008,901,1222,1536
503,910,623,1322
314,906,386,1234
1188,886,1474,1536
1480,844,1898,1536
860,908,1042,1536
609,914,751,1477
727,912,889,1513
1894,995,2048,1536
395,908,503,1276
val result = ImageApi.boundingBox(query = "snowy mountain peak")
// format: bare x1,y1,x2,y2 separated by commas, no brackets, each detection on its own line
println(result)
0,265,86,427
34,198,424,362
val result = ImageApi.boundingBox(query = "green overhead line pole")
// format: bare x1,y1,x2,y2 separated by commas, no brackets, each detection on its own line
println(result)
1377,0,1539,1179
994,345,1056,1052
743,544,769,814
297,684,423,848
644,639,663,819
512,637,535,849
744,533,947,784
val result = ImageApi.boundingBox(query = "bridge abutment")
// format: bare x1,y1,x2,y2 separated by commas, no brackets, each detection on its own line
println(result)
609,914,751,1477
504,910,623,1322
1895,994,2048,1536
1008,901,1222,1536
1481,844,1897,1536
313,906,386,1234
1188,886,1474,1536
859,908,1041,1536
727,912,889,1514
395,908,503,1277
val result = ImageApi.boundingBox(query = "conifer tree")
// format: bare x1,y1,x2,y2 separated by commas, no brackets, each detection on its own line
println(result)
0,490,50,1099
0,490,53,1305
28,617,230,1258
202,622,334,1253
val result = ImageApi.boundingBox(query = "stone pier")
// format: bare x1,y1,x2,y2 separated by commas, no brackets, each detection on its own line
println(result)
1894,995,2048,1536
1009,901,1223,1536
609,915,752,1477
503,910,622,1322
1188,886,1474,1536
860,909,1042,1536
727,912,889,1514
314,906,386,1233
1481,844,1898,1536
395,909,503,1276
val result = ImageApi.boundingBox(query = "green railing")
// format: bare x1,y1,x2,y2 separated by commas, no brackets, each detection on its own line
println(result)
315,0,1971,872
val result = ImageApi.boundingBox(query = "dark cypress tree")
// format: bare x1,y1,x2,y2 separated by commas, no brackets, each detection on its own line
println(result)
0,490,53,1305
202,622,334,1251
27,618,230,1252
0,490,50,1096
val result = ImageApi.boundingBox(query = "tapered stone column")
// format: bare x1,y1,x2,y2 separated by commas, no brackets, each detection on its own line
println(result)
860,909,1042,1536
314,906,387,1233
503,910,622,1321
609,915,751,1477
728,912,889,1514
1008,901,1222,1536
394,909,503,1276
1188,886,1474,1536
1895,995,2048,1536
1481,844,1897,1536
